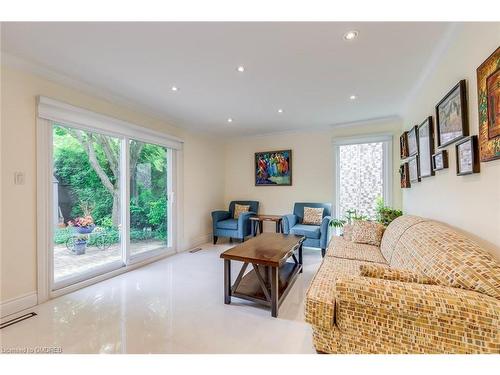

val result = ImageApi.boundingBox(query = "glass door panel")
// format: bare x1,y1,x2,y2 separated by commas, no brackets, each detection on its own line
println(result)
129,140,169,257
52,124,124,286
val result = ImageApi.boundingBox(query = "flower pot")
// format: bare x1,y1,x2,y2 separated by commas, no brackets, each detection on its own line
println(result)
75,225,95,234
74,240,87,255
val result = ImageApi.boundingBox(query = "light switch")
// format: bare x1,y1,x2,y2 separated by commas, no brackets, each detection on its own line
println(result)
14,172,25,185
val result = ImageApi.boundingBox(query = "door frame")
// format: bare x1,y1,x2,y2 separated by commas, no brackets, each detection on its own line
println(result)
36,97,183,303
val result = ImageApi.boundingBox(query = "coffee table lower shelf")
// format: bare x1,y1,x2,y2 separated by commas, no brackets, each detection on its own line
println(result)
225,261,302,317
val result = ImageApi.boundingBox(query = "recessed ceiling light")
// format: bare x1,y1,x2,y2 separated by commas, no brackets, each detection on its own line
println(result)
343,30,359,41
277,109,283,113
349,95,357,100
171,86,179,92
227,118,233,123
237,66,245,72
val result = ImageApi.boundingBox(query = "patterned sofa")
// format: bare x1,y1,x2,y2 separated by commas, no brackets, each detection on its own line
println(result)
305,215,500,354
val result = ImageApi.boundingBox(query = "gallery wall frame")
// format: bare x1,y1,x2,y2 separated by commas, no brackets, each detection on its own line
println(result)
455,135,480,176
432,150,449,171
435,79,469,148
476,46,500,162
417,116,435,178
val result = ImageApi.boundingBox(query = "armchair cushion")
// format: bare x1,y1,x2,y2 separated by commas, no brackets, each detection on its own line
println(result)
303,207,324,225
217,219,238,230
290,224,321,239
233,204,250,219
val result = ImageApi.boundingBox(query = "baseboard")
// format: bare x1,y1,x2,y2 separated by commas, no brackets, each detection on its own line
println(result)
0,292,38,318
182,233,212,252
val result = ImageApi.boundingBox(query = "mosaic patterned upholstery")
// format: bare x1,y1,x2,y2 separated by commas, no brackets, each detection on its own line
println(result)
379,215,427,262
325,237,388,264
305,257,388,330
390,220,500,300
351,221,385,246
359,264,440,285
305,215,500,354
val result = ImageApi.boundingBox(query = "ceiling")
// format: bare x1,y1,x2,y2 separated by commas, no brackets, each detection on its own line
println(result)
1,22,452,136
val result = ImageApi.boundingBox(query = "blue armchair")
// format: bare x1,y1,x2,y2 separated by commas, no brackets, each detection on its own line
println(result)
282,202,332,257
211,201,259,244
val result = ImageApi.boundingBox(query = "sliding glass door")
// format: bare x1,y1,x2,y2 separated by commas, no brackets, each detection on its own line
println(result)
129,140,170,259
51,123,172,289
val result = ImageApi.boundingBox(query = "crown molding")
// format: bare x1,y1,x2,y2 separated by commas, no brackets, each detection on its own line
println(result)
225,115,402,140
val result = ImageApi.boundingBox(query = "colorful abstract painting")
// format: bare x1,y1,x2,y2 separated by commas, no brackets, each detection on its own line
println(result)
477,46,500,162
255,150,292,186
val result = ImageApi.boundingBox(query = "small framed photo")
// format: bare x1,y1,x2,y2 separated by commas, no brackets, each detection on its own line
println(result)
408,156,420,183
456,136,480,176
417,116,435,178
407,125,419,157
400,131,409,159
432,150,449,171
399,163,411,188
436,80,469,148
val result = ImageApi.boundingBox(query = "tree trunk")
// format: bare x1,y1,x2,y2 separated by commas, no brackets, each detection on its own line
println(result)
112,193,120,227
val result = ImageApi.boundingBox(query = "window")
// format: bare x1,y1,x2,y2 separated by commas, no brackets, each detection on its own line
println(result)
38,97,181,294
334,135,392,220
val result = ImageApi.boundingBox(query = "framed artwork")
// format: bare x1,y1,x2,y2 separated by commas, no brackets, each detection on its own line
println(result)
408,156,420,183
407,125,419,157
399,163,411,188
255,150,292,186
432,150,449,171
417,116,435,178
455,136,480,176
435,79,469,148
476,46,500,162
400,131,409,159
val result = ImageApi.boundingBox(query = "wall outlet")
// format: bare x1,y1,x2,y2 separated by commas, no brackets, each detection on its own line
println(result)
14,172,25,185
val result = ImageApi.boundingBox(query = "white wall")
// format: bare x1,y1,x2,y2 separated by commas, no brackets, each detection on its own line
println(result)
224,119,402,232
402,23,500,259
0,66,225,306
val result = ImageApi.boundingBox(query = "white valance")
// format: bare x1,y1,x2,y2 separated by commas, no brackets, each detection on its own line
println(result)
37,96,183,150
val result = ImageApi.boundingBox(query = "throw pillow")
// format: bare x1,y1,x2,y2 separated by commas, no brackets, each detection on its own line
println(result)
342,224,353,241
359,264,440,285
303,207,324,225
233,204,250,219
351,220,385,246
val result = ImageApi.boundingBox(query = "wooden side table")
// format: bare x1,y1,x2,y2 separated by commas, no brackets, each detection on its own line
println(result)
249,215,283,236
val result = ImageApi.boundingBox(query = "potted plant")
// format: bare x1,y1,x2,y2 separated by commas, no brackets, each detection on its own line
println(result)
67,215,95,255
329,209,367,234
69,215,95,234
375,197,403,226
73,235,88,255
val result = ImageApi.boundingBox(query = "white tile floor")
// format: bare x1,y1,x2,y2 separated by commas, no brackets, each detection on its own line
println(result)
0,242,322,354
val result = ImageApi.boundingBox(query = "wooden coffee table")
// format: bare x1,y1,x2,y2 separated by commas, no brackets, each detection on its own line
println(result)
220,233,305,317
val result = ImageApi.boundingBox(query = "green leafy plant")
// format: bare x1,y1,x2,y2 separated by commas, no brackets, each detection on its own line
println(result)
375,197,403,226
329,209,368,228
